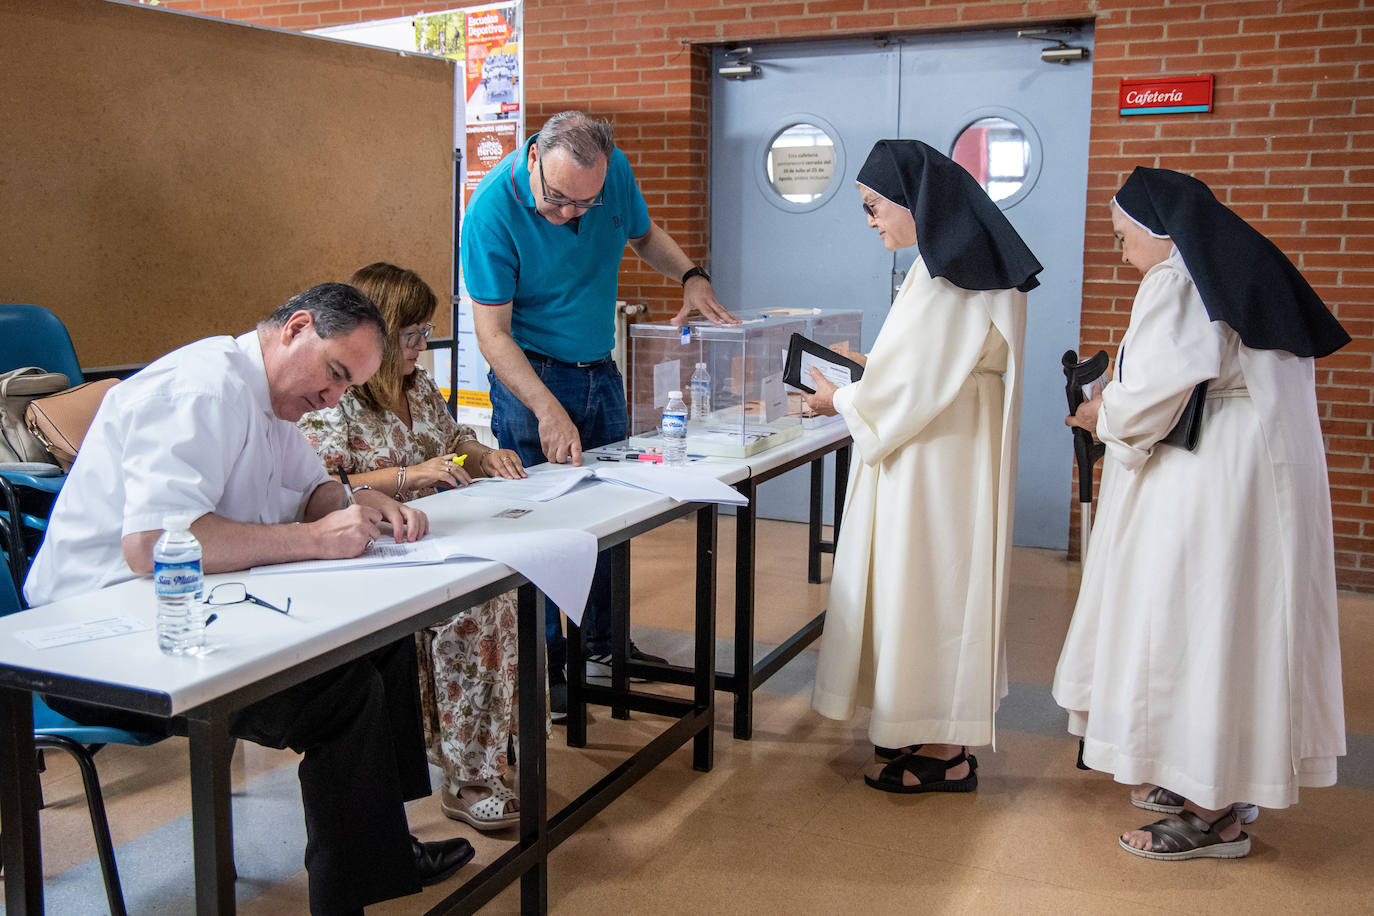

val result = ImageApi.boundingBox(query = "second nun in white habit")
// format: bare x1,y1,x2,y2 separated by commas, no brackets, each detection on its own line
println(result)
806,140,1041,794
1055,167,1349,861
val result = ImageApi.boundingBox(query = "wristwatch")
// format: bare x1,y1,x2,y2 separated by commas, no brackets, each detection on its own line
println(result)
681,265,711,286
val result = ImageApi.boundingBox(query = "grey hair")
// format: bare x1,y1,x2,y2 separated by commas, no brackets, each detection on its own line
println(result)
536,111,615,169
260,282,385,344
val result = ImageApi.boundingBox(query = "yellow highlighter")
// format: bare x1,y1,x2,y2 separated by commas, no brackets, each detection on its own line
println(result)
451,454,467,467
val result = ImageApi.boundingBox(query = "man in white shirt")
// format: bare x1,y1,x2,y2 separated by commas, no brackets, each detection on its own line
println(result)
26,284,473,915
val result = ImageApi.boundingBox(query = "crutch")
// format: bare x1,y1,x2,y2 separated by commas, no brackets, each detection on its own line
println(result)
1062,349,1109,772
1061,349,1108,558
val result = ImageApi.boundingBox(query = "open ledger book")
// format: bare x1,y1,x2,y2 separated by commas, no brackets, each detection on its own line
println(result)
250,529,597,623
459,463,748,506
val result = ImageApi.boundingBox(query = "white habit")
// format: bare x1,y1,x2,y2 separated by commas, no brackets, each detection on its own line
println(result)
1052,250,1345,809
812,258,1025,749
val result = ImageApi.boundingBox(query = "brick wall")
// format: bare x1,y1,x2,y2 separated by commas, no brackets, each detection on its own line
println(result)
149,0,1374,590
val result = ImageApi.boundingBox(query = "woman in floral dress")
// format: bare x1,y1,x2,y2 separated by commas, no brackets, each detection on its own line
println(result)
299,262,530,831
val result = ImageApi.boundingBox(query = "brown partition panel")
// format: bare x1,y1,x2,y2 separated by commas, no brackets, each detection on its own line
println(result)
1,0,455,367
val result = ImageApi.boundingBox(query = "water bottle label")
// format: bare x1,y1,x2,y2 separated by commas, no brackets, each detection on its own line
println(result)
663,413,687,433
154,561,202,597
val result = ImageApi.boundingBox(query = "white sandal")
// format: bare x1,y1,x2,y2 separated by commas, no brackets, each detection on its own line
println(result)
441,779,519,831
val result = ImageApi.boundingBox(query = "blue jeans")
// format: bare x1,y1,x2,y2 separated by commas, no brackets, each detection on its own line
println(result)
489,357,628,675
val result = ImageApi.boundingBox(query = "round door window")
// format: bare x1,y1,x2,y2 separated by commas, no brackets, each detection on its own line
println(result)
951,116,1031,203
765,123,837,204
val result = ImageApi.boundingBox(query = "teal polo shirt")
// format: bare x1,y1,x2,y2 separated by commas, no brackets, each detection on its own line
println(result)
461,134,651,363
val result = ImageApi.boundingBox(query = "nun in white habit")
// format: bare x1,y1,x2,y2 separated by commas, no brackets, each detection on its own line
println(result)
806,140,1041,794
1055,167,1349,860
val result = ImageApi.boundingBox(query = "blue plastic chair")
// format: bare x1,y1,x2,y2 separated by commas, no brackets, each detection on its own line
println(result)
0,484,164,916
0,304,82,551
0,305,83,386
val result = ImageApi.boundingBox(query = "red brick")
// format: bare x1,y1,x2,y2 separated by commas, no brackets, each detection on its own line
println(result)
1278,27,1359,49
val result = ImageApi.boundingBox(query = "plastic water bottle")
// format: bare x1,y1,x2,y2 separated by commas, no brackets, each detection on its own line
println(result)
662,390,688,467
689,362,711,422
154,514,205,655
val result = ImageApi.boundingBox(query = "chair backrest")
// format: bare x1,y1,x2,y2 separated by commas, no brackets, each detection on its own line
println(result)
0,530,22,617
0,305,83,385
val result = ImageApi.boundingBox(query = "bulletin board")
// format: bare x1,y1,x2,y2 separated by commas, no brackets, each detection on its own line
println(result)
0,0,456,367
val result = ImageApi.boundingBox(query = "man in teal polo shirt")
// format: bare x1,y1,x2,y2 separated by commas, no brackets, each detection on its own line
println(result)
462,110,736,715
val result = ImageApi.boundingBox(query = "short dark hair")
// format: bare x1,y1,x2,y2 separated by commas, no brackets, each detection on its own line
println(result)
536,110,615,169
261,283,385,343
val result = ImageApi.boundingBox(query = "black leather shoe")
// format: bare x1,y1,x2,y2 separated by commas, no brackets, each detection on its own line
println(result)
411,834,474,887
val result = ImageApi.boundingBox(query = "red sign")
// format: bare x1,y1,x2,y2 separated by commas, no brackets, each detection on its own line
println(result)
1119,75,1213,116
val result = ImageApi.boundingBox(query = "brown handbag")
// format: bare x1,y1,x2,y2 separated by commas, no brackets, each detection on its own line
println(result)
24,378,119,471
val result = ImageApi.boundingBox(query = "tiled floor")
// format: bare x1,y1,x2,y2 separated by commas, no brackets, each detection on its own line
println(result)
8,518,1374,915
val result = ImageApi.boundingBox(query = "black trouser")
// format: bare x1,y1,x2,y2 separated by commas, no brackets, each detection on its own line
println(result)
45,638,431,915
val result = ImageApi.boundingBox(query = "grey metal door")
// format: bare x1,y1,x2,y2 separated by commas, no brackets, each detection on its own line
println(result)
709,28,1093,548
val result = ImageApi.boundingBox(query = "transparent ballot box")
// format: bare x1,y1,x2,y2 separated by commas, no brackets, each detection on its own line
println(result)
757,308,864,428
626,309,861,457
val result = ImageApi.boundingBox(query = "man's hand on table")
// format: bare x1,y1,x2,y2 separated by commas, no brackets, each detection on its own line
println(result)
537,405,584,466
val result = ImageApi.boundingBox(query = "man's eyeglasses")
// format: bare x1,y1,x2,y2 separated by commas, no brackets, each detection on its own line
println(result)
538,154,604,210
401,323,434,347
202,583,291,626
862,200,878,219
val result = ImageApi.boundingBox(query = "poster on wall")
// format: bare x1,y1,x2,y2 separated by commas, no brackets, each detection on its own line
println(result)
463,121,519,206
463,4,522,123
455,1,524,426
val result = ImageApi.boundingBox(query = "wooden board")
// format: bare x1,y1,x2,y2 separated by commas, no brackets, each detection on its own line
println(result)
0,0,455,367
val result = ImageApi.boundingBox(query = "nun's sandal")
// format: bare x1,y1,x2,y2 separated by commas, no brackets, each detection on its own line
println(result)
864,747,977,794
1119,807,1251,861
1131,785,1185,815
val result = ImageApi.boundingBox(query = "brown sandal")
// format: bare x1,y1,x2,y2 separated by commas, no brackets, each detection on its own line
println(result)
1119,808,1251,861
1131,785,1185,814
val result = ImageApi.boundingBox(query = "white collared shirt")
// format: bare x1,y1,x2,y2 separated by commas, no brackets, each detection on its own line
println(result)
25,332,332,606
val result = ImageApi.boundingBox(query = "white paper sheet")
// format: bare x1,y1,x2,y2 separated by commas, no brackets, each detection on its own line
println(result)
762,370,787,421
16,616,152,650
249,529,598,623
456,465,594,502
799,350,855,389
653,358,681,409
592,465,749,506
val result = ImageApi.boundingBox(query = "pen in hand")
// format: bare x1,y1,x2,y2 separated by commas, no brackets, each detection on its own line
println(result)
337,466,356,507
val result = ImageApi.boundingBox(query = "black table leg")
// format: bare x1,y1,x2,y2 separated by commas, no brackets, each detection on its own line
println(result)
807,459,824,584
516,583,548,915
694,504,717,772
732,479,756,740
1,686,42,915
833,443,850,544
609,540,630,721
565,612,586,749
187,712,235,915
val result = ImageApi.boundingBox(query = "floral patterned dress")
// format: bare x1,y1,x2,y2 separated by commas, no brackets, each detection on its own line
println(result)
298,367,525,787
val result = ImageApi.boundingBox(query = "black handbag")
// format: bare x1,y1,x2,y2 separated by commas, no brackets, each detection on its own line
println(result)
1158,380,1208,451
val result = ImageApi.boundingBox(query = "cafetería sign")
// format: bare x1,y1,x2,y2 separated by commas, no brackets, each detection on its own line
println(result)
1119,75,1213,116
